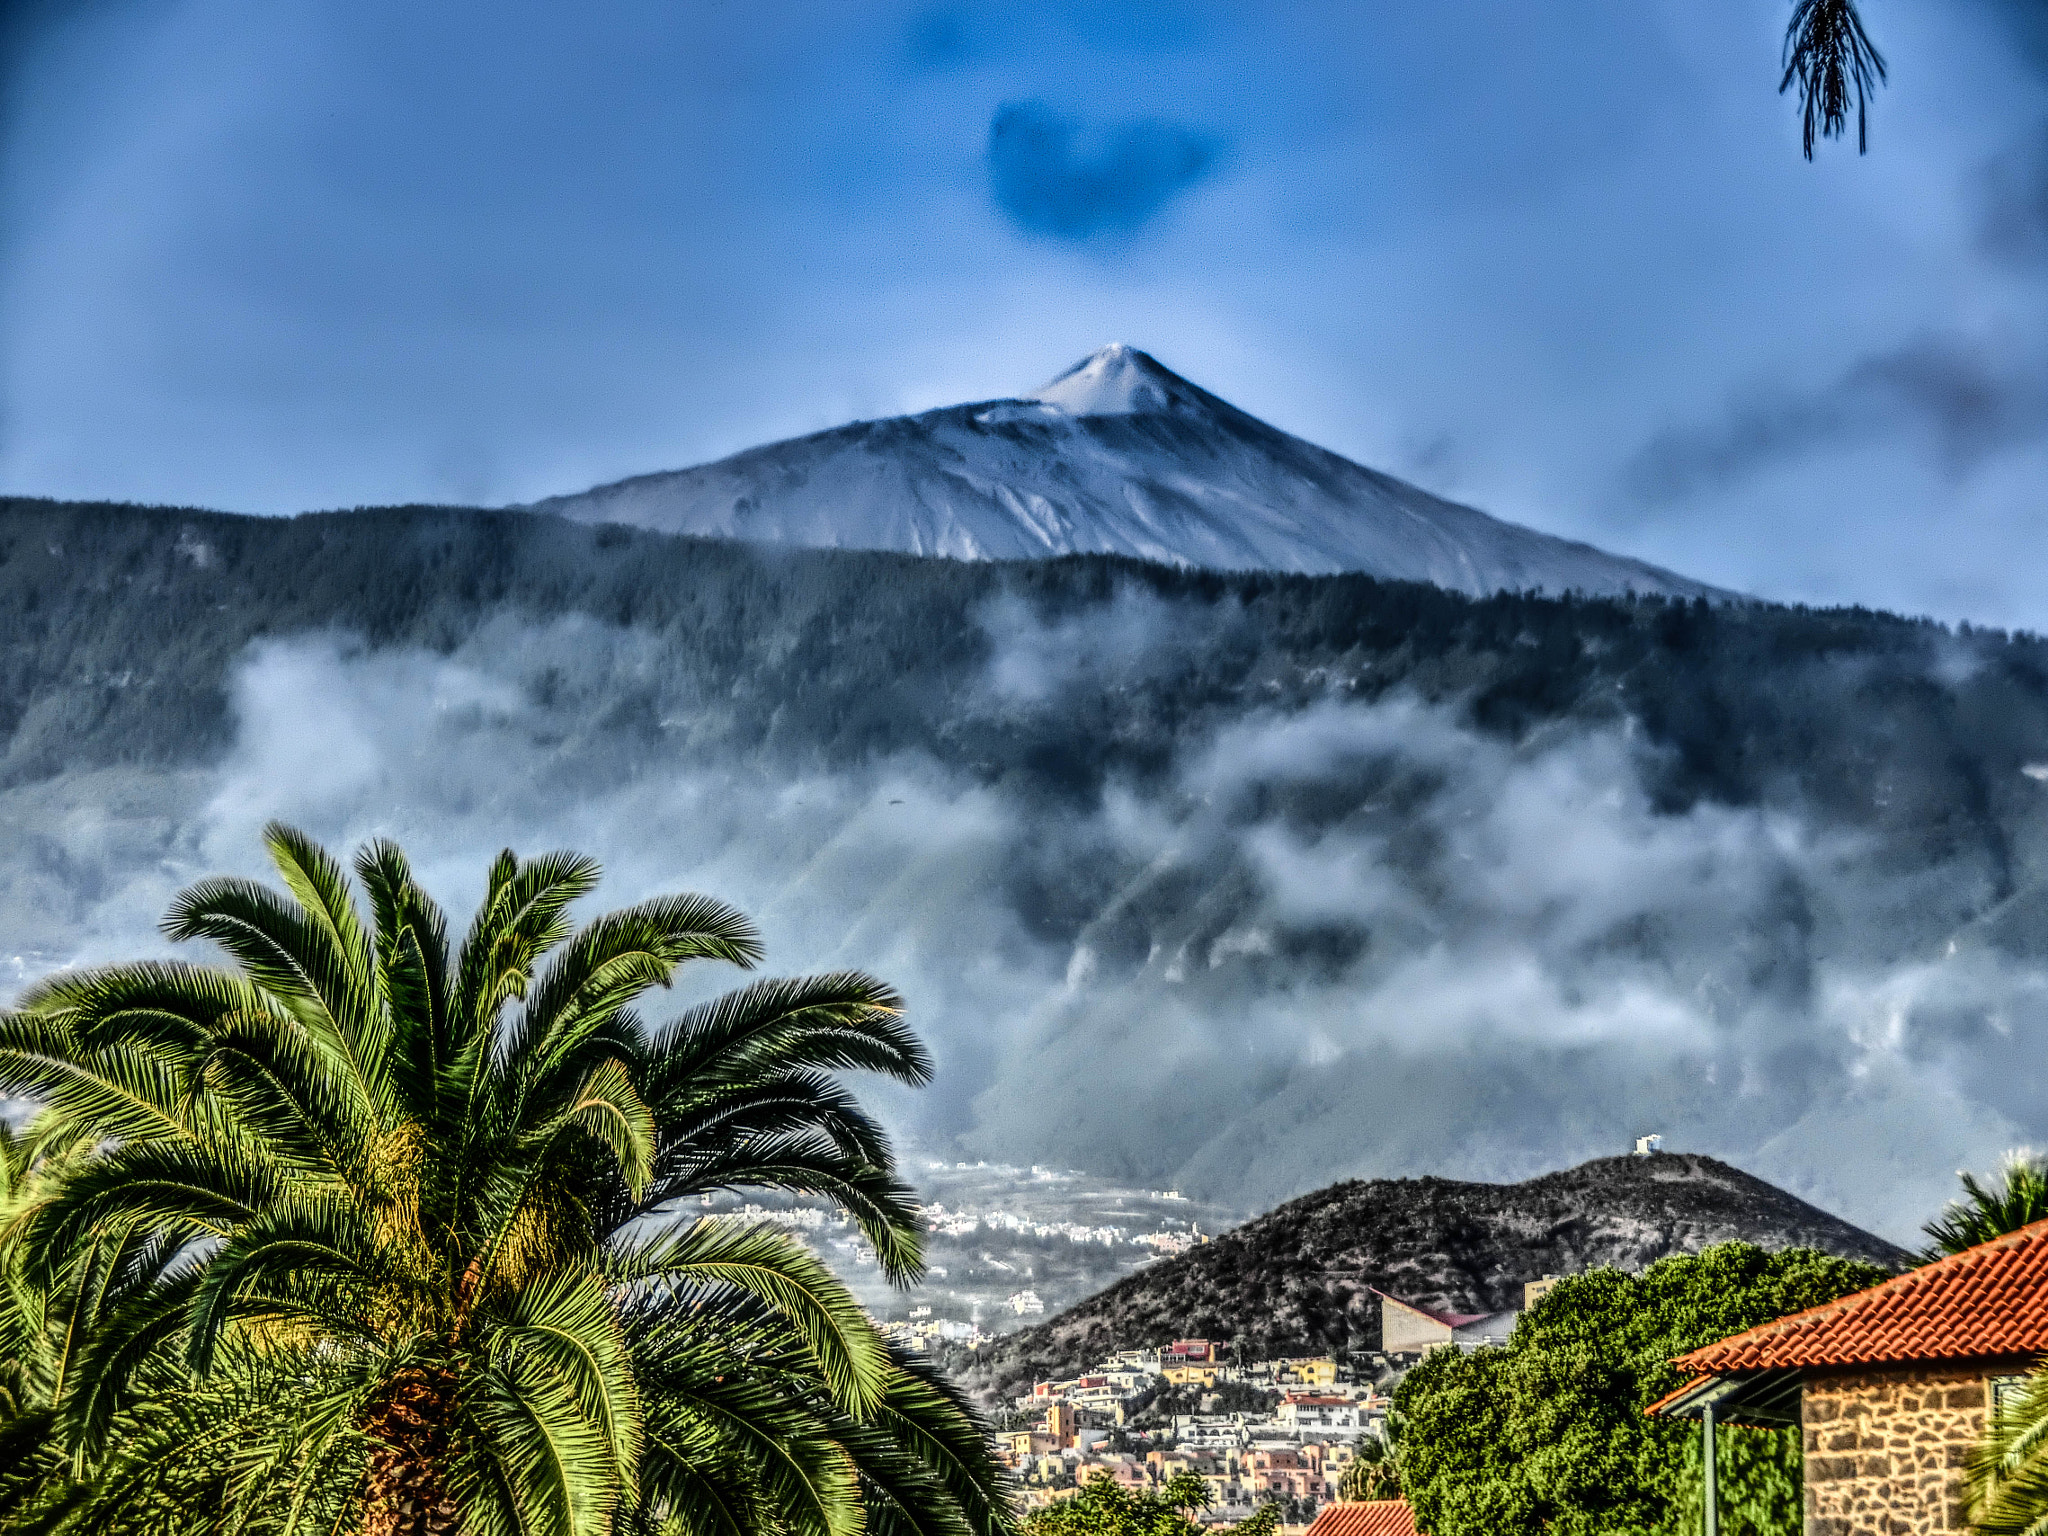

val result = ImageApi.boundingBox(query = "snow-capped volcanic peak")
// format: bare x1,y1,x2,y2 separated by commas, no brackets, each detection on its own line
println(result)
1027,343,1197,416
524,345,1722,601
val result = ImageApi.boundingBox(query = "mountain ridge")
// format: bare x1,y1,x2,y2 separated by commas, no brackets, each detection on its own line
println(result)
949,1153,1910,1404
524,345,1720,600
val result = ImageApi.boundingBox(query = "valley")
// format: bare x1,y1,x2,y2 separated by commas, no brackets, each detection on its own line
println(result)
3,497,2047,1239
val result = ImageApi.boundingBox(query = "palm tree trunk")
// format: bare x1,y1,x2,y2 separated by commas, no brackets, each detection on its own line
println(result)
363,1365,462,1536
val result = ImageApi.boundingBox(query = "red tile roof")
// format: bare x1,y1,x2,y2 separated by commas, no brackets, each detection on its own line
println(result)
1670,1218,2048,1375
1302,1501,1420,1536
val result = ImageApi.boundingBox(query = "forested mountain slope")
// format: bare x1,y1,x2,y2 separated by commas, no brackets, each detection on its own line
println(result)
951,1155,1908,1404
0,496,2018,799
3,496,2046,1237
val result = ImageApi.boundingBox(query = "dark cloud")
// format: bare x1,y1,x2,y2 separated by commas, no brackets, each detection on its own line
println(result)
987,99,1220,239
1980,0,2048,75
1979,123,2048,268
1622,337,2048,504
902,7,975,70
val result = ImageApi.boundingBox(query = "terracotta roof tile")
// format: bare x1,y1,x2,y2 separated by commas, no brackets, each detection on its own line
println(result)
1301,1501,1420,1536
1672,1219,2048,1374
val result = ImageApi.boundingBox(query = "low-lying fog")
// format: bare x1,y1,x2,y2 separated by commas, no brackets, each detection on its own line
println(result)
5,588,2044,1248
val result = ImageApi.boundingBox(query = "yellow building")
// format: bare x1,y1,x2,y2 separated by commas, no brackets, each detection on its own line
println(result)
1277,1356,1337,1387
1045,1402,1079,1446
1163,1363,1221,1388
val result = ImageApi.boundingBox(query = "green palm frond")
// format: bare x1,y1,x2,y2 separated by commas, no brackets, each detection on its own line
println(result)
845,1355,1017,1536
460,1342,622,1536
0,1012,195,1150
186,1193,408,1373
559,1058,657,1200
454,849,604,1031
26,1139,281,1279
640,1366,863,1536
655,1068,897,1169
355,837,452,1126
614,1219,890,1419
59,1354,369,1536
259,822,380,1064
654,1132,924,1284
1923,1151,2048,1259
195,1011,375,1170
649,973,925,1088
1781,0,1887,158
510,894,763,1078
1967,1369,2048,1535
11,961,270,1055
494,1264,643,1504
621,1447,763,1536
162,876,366,1049
624,1290,872,1536
59,1275,202,1458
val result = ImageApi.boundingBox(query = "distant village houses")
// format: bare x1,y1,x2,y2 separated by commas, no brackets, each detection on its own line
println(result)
993,1334,1410,1523
986,1274,1569,1525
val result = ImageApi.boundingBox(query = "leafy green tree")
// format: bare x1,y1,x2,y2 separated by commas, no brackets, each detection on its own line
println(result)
1921,1151,2048,1260
0,824,1011,1536
1023,1472,1276,1536
1394,1245,1891,1536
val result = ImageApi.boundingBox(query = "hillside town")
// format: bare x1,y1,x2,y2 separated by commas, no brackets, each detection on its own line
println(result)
984,1337,1376,1523
910,1277,1549,1526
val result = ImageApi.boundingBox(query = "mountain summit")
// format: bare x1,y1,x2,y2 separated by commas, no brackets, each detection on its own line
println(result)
1025,341,1209,416
525,346,1715,599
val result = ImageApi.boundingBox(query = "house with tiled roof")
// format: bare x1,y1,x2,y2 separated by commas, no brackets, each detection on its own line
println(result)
1648,1219,2048,1535
1299,1499,1420,1536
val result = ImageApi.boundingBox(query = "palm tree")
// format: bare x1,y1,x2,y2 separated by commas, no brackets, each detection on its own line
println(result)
1965,1370,2048,1536
1909,1156,2048,1536
1781,0,1887,157
1336,1427,1400,1503
0,824,1011,1536
1921,1150,2048,1260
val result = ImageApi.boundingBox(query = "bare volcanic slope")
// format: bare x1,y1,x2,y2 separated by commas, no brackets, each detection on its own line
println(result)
525,345,1717,601
952,1154,1907,1404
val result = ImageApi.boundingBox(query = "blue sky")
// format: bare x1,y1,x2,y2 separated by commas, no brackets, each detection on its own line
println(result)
3,0,2047,624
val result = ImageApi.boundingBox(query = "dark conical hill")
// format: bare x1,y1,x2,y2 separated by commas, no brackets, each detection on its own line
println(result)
953,1154,1908,1404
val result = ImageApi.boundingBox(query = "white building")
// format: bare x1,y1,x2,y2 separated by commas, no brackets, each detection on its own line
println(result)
1275,1395,1365,1432
1173,1416,1249,1450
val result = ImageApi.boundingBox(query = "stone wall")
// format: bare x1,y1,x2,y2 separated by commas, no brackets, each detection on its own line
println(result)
1800,1365,1997,1536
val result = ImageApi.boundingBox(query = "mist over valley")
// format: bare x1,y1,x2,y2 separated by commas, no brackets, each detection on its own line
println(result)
5,495,2047,1248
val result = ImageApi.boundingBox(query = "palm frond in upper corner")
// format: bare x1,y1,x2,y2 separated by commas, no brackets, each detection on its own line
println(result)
1781,0,1887,158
